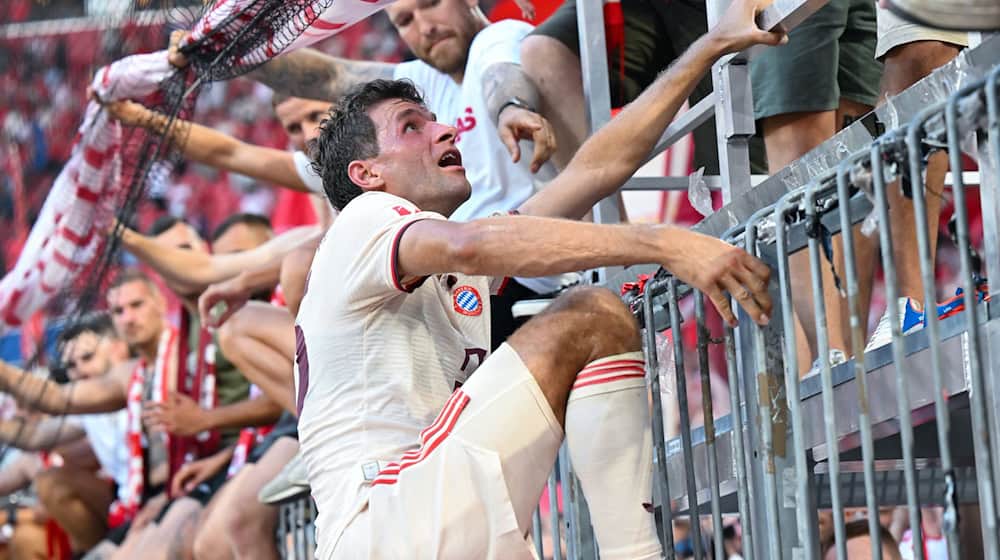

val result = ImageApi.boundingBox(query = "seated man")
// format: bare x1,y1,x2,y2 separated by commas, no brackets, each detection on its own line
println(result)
297,0,781,556
0,312,129,555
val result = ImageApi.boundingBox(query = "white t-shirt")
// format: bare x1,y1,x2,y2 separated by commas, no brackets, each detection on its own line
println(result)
393,20,562,294
295,191,501,557
292,150,325,195
71,410,129,500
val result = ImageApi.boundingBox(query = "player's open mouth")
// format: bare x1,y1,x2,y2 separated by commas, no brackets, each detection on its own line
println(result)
438,149,463,169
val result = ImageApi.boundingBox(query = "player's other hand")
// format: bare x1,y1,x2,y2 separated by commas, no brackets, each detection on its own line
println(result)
661,229,772,328
497,106,557,174
708,0,788,54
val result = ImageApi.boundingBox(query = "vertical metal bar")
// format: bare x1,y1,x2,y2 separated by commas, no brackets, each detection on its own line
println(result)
947,83,1000,557
803,179,847,560
532,507,544,558
548,470,563,560
906,106,963,559
279,503,288,559
982,67,1000,543
643,285,677,555
666,277,704,559
835,157,882,560
558,445,579,560
724,325,755,560
744,215,784,559
869,138,924,559
985,68,1000,305
774,189,820,560
694,292,725,559
296,498,306,560
576,0,621,286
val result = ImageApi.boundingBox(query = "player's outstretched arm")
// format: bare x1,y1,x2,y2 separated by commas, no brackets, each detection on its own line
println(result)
105,100,311,193
397,216,771,326
0,360,130,416
119,224,321,295
249,48,396,102
0,417,86,452
518,0,786,220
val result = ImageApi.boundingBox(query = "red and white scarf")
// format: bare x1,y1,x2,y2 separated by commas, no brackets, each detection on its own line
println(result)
176,325,221,470
108,325,179,529
0,0,395,334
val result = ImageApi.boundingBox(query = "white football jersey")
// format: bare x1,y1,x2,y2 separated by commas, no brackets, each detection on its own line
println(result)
295,191,504,556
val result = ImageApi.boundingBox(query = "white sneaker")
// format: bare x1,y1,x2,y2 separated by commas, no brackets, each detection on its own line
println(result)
258,453,310,505
864,297,926,353
805,348,848,378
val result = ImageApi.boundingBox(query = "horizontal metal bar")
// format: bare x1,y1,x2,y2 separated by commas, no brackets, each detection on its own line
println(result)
642,93,717,166
691,34,1000,240
622,174,770,191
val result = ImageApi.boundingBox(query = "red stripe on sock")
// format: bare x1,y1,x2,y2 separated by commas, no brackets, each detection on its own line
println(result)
576,365,645,382
572,372,646,391
578,358,644,375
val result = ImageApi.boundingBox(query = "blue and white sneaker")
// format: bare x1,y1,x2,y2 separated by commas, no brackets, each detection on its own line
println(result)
865,285,990,352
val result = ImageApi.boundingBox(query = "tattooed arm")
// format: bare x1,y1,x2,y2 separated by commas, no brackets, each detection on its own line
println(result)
481,61,556,173
249,48,396,101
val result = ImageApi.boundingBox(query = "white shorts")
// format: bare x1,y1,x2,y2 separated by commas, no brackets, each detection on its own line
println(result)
328,343,564,559
876,3,969,59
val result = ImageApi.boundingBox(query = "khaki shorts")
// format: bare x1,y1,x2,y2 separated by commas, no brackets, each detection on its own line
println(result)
875,4,969,59
326,344,563,559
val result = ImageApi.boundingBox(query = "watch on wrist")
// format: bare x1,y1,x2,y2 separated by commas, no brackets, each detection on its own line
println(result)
497,97,537,120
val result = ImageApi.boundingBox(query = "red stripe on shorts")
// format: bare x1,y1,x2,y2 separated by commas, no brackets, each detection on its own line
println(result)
371,390,470,486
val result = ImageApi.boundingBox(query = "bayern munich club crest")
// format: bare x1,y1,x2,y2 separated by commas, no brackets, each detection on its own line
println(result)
453,285,483,317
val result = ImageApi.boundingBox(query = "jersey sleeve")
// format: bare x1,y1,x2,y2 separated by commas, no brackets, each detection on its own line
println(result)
292,150,325,195
336,192,448,302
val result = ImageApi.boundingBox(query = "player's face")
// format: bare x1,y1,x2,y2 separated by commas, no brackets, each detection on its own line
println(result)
387,0,484,77
107,280,165,350
60,332,113,380
275,98,332,152
154,222,208,254
365,98,471,215
212,222,272,255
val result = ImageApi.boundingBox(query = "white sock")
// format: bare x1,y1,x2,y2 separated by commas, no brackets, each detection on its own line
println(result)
565,352,661,560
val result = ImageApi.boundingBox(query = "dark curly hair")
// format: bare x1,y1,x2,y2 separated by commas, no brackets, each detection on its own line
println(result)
311,79,426,211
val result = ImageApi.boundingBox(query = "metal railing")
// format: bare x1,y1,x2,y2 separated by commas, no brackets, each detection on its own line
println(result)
539,36,1000,560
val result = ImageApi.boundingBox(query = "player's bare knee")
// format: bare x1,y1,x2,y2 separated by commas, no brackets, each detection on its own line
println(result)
547,286,640,353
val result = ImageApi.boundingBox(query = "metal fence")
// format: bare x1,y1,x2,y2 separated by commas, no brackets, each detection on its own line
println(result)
522,28,1000,560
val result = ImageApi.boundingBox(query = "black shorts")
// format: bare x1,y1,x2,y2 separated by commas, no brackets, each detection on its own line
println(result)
531,0,768,175
153,467,228,524
488,279,559,351
105,482,166,545
248,411,298,464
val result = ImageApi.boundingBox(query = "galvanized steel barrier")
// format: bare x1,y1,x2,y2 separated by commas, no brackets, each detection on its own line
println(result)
526,34,1000,560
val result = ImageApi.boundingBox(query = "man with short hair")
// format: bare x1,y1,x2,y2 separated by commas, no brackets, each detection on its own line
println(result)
298,1,781,556
0,270,172,558
252,0,567,345
0,312,129,554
